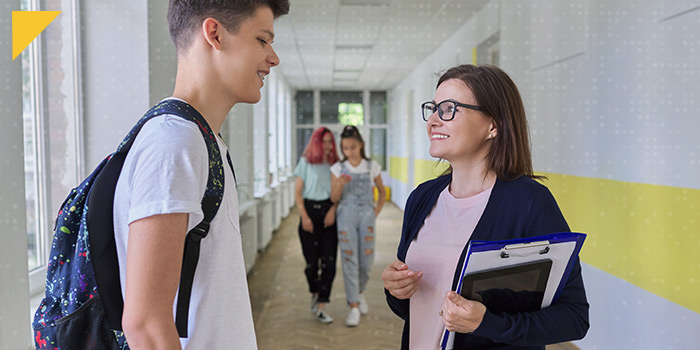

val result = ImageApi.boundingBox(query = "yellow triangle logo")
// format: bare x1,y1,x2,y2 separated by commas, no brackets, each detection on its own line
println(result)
12,11,61,60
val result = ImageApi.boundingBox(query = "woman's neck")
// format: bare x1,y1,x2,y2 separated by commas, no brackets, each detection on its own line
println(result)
449,162,496,198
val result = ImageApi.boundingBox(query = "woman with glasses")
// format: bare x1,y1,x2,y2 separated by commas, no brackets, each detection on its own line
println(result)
329,125,386,327
381,65,589,349
294,127,340,324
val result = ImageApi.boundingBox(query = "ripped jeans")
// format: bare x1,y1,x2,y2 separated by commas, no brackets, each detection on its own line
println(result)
336,203,375,304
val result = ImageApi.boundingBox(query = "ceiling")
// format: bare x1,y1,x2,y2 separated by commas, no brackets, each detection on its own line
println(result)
273,0,489,91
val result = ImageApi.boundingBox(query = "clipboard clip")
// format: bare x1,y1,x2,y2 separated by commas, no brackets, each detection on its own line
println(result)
500,240,550,258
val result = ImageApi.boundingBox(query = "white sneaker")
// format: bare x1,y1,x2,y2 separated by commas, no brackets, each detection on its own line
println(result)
316,310,334,324
345,307,361,327
310,295,319,313
358,294,369,315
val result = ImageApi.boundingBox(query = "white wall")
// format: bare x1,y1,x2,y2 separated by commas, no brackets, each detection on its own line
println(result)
0,1,32,348
148,0,178,106
387,0,503,208
82,0,150,172
522,0,700,188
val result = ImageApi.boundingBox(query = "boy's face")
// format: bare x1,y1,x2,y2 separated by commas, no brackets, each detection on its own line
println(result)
216,6,279,104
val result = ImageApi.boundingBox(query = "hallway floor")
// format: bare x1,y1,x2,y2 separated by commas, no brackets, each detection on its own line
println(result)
247,202,579,350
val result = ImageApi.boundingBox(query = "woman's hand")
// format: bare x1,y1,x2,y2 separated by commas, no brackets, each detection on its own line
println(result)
323,208,335,228
381,260,423,299
440,291,486,333
301,216,313,232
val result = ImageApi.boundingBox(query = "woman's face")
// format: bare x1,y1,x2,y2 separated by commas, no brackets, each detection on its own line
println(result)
341,138,362,161
322,132,334,158
425,78,496,164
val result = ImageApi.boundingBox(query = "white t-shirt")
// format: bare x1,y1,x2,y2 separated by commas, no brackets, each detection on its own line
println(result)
113,109,257,349
330,159,382,179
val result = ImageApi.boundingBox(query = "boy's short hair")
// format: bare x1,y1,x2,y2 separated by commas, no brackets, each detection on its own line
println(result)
167,0,290,54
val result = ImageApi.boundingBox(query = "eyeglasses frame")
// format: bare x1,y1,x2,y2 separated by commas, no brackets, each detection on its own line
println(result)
421,99,484,121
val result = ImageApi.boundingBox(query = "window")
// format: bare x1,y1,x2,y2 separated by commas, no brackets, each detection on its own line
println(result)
369,91,388,169
320,91,363,124
265,73,293,186
338,103,364,126
22,0,84,273
21,4,40,269
254,86,269,196
296,128,314,163
268,73,278,185
254,72,293,195
294,90,388,171
370,129,387,170
295,91,313,125
277,88,289,176
370,91,387,124
294,91,314,161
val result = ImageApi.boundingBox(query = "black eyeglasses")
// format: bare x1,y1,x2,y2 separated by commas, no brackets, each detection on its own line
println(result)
421,99,483,121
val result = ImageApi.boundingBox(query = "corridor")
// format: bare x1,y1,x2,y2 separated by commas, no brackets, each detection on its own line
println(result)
248,203,578,350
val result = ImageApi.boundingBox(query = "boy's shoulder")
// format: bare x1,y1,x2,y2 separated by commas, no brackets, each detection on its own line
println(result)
132,114,206,157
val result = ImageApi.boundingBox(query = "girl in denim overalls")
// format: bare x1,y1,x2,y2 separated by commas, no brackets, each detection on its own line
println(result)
330,125,386,327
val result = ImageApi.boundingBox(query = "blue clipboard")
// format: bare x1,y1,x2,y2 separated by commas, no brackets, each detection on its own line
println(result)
440,232,586,350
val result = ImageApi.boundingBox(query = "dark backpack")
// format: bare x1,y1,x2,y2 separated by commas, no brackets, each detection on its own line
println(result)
32,99,233,349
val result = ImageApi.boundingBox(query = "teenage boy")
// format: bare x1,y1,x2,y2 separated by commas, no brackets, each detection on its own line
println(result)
115,1,289,349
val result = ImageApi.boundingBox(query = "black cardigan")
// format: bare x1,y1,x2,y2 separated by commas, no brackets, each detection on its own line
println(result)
385,174,589,349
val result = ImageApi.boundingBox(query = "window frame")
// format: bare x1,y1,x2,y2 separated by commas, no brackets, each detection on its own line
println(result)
23,0,85,296
293,89,388,169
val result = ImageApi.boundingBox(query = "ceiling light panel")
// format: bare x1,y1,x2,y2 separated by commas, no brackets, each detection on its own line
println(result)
334,54,367,71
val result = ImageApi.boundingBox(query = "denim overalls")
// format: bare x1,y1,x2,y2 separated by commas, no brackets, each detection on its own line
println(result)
336,161,376,304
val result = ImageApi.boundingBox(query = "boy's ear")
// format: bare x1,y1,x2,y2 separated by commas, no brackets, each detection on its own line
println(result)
202,18,224,50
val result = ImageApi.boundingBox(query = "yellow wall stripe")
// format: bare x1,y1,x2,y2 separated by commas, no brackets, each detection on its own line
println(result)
389,157,449,186
414,158,449,187
540,173,700,313
389,156,408,183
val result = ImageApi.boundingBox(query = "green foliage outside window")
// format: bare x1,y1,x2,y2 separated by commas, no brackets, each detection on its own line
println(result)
338,103,364,126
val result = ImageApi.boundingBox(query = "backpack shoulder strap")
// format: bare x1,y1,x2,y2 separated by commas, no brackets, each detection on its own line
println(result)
147,100,231,338
146,99,226,221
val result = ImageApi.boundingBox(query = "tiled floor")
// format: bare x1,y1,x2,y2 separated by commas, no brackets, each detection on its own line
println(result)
247,202,579,350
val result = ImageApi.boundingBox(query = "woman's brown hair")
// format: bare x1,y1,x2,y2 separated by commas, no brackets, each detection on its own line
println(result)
437,64,542,181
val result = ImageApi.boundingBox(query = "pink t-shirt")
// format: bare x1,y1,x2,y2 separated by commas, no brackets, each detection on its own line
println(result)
405,184,492,349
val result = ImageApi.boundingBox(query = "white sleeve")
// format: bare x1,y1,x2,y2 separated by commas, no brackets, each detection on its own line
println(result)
123,115,209,232
330,162,342,177
370,160,382,179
